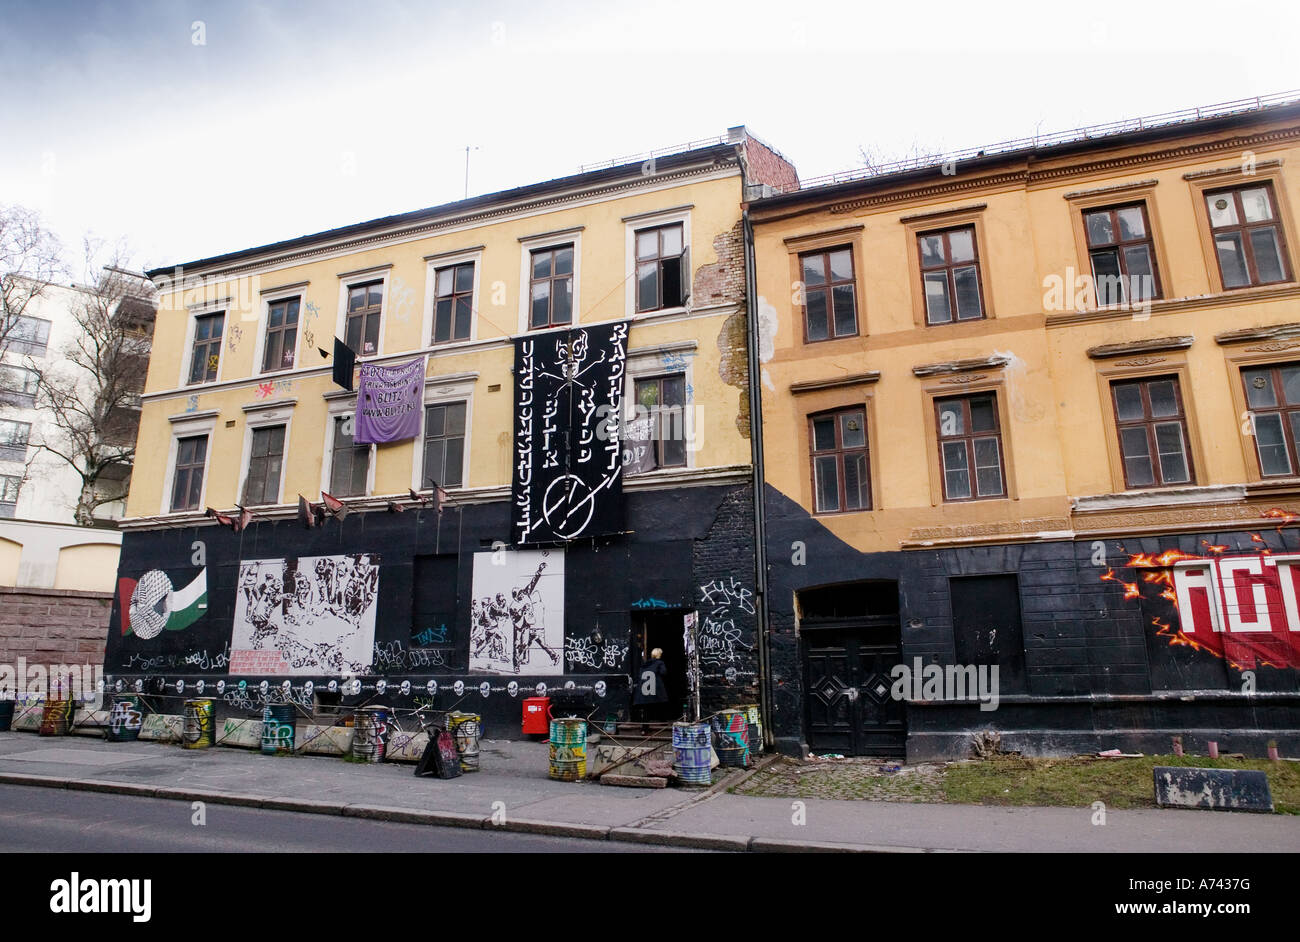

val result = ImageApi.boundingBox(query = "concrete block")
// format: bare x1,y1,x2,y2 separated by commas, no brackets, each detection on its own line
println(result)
140,713,183,742
216,717,262,748
1153,766,1274,813
296,724,353,756
587,742,672,778
13,701,44,731
600,775,667,788
383,729,429,763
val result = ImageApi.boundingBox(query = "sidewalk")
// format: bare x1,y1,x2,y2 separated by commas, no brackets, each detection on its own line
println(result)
1,731,1297,852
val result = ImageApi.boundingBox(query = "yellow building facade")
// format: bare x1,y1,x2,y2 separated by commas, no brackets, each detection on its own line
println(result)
750,100,1300,758
108,131,797,735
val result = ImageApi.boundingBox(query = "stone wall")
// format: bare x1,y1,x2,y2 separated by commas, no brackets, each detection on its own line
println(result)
0,585,111,669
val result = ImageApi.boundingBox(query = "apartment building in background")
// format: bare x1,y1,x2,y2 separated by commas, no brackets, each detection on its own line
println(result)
750,95,1300,759
0,277,154,591
108,129,796,733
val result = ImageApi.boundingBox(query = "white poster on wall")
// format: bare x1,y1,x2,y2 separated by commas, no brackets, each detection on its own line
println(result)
470,549,564,675
230,554,380,675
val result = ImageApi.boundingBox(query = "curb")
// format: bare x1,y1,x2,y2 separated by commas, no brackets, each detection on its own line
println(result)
0,770,940,853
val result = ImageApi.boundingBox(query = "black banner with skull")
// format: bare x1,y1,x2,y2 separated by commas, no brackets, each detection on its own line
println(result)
512,321,629,545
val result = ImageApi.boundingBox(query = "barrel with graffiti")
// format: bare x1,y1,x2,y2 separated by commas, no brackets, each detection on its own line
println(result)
352,706,390,762
712,708,750,768
39,698,73,736
672,721,712,785
448,711,483,772
261,703,296,755
182,698,216,749
548,717,586,781
105,693,144,742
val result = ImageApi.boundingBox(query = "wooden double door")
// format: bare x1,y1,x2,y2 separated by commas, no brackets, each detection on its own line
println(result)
803,618,906,757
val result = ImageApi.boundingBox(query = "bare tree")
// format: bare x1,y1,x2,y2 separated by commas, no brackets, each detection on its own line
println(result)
28,240,156,525
1,204,65,404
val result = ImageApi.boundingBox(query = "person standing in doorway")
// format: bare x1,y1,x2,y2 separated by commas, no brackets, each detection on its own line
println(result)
633,647,670,725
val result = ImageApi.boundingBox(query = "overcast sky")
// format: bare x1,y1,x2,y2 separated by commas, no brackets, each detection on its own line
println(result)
3,0,1297,273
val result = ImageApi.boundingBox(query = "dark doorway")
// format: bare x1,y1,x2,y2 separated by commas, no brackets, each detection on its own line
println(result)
800,581,906,757
950,574,1028,695
631,611,687,722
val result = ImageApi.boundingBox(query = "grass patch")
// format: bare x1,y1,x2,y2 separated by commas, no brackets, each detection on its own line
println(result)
731,755,1300,813
943,755,1300,814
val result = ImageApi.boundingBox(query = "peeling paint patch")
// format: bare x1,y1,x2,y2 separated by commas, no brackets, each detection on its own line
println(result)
717,310,750,438
994,349,1046,423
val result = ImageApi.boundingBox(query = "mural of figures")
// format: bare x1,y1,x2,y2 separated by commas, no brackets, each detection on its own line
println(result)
470,549,564,675
230,554,380,675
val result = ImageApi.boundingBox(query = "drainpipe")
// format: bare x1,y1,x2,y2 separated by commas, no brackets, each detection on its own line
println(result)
737,145,774,746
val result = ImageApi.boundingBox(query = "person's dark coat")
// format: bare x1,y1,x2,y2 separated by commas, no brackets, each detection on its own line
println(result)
632,657,669,705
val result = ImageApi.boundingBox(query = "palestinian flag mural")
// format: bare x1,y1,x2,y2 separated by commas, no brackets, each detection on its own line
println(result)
118,569,208,639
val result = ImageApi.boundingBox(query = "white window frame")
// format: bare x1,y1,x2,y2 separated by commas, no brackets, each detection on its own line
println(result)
321,396,374,499
624,207,692,318
254,286,307,378
335,267,391,360
162,411,218,515
411,372,478,493
235,403,295,507
180,300,228,388
624,342,698,473
423,248,483,348
518,230,583,335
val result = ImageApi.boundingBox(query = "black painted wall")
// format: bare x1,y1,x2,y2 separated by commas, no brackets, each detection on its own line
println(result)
763,485,1300,758
105,483,760,734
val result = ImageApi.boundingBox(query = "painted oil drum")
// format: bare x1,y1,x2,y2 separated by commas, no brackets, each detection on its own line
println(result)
105,693,144,742
0,700,14,732
672,721,713,785
548,717,587,781
712,709,750,768
448,711,483,772
38,698,73,736
261,703,296,755
182,698,216,749
352,706,390,762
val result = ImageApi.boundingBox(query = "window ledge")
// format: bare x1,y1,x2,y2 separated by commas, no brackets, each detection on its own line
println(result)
1072,484,1246,514
1048,282,1300,328
168,410,220,424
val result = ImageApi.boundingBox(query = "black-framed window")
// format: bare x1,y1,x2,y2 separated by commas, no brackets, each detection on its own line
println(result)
800,247,858,341
421,401,466,488
170,434,208,512
345,281,383,355
810,407,870,514
1111,376,1193,488
627,375,686,471
0,419,31,463
243,424,286,505
529,245,574,329
1084,203,1161,305
936,394,1005,501
0,364,39,407
0,473,19,518
329,415,369,497
433,263,474,344
1242,363,1300,477
919,226,985,324
262,297,300,372
4,316,51,356
1205,183,1292,288
635,224,685,312
188,312,224,385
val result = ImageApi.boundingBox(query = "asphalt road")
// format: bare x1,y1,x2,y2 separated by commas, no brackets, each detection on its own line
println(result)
0,784,699,853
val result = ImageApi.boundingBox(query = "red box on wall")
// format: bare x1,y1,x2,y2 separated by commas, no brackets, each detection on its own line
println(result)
522,697,550,735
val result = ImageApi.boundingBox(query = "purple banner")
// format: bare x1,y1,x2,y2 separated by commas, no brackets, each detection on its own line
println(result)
355,357,425,444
